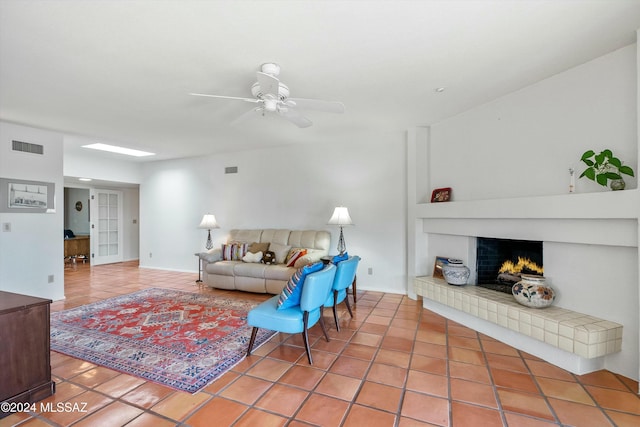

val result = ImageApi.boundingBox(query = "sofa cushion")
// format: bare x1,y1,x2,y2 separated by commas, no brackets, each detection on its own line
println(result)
248,241,270,253
234,262,267,278
269,242,291,264
206,260,238,276
277,262,324,309
263,264,296,280
229,230,263,244
222,243,248,261
261,229,291,246
242,251,263,263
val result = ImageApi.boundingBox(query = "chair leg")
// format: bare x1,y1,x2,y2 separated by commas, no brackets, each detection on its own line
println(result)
332,291,340,332
319,310,331,342
332,305,340,332
344,293,354,318
302,311,313,364
247,327,258,356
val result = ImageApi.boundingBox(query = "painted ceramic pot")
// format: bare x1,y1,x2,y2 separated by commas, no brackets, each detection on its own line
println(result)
442,259,470,286
512,275,555,308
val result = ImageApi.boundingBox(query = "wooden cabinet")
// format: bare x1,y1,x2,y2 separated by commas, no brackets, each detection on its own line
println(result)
64,235,90,258
0,291,55,416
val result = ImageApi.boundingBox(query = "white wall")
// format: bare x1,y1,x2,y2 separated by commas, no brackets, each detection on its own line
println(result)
429,44,637,200
139,132,407,293
0,121,65,300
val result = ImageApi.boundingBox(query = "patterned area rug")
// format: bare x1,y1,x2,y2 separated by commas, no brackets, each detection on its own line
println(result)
50,288,276,393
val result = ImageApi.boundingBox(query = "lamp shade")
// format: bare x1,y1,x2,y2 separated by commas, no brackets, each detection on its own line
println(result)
198,214,220,229
327,206,353,226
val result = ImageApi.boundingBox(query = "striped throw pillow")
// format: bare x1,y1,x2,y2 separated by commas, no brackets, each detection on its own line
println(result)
277,262,324,309
222,242,248,261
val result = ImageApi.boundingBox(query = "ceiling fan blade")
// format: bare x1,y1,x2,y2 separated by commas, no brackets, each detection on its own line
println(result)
230,107,262,126
256,72,280,97
279,108,313,128
287,98,345,114
189,93,260,103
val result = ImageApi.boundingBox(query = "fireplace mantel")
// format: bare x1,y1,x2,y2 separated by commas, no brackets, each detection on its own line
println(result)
416,189,639,220
414,190,638,248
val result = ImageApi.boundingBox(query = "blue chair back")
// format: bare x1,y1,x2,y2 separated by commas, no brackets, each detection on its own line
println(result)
300,264,336,312
332,256,360,293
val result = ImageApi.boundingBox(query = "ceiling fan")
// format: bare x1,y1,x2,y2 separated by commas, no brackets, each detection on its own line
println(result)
190,63,345,128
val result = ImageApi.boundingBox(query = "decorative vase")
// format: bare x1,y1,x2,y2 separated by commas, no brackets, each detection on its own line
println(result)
610,179,626,191
512,275,555,308
442,259,470,286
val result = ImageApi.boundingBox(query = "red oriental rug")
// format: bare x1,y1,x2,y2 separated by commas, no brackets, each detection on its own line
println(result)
50,288,276,393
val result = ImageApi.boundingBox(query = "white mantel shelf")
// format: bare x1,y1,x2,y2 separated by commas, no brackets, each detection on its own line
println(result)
416,189,639,220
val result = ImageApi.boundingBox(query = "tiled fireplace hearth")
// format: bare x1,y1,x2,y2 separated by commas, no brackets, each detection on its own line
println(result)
414,277,622,359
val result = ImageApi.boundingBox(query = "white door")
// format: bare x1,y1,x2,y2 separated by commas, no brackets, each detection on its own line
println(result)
90,189,123,265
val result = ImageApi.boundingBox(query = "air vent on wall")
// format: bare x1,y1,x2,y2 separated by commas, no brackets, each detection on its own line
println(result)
225,166,238,174
12,140,44,155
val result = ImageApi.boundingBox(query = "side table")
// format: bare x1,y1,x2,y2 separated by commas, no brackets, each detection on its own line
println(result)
0,291,55,417
320,256,357,303
194,253,203,284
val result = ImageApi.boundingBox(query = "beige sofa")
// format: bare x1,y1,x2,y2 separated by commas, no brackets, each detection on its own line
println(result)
200,229,331,294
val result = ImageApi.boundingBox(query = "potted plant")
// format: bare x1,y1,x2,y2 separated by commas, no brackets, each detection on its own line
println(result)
579,149,635,190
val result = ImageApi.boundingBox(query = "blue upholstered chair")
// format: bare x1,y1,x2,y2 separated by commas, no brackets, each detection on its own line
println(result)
324,256,360,331
246,264,336,364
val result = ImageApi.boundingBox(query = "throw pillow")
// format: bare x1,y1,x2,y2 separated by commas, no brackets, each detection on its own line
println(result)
242,251,263,263
269,242,292,264
285,248,308,267
248,242,270,254
222,242,248,261
332,252,349,264
277,262,324,310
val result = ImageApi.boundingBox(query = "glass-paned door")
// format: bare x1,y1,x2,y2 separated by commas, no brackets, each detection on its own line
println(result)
90,189,123,265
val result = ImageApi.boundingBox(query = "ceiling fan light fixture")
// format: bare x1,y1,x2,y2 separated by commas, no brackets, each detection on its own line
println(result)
251,81,289,99
264,99,278,112
260,62,280,76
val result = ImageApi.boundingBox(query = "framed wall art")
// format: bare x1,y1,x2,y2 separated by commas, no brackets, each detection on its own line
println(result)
0,178,56,213
431,187,452,203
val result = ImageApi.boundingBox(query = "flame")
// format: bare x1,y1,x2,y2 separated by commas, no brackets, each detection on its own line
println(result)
498,257,543,275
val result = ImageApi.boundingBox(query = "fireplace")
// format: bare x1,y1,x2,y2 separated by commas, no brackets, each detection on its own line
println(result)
476,237,543,294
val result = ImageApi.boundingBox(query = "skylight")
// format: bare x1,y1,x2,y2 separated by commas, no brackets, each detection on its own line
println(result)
82,143,155,157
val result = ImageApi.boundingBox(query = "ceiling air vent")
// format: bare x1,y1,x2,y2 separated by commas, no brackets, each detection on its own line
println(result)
12,140,44,155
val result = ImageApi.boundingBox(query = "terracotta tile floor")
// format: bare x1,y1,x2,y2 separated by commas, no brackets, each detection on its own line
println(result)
5,261,639,426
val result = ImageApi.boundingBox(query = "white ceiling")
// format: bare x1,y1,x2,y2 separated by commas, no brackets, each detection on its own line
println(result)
1,1,640,163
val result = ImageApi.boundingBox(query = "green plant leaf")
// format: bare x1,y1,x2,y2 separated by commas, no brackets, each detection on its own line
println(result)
609,157,622,168
582,159,594,167
595,152,606,164
619,165,635,177
605,172,621,180
581,168,595,180
596,173,608,186
581,150,595,161
602,149,613,158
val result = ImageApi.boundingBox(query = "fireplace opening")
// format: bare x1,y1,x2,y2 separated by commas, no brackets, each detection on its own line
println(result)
476,237,543,294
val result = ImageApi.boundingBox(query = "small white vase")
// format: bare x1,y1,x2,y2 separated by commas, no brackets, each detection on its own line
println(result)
512,275,555,308
610,179,626,191
442,259,470,286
